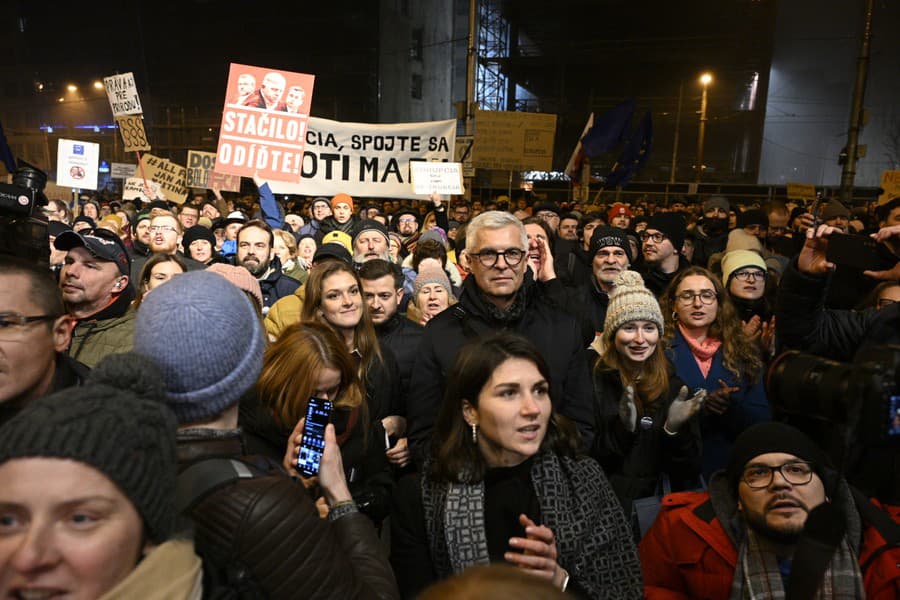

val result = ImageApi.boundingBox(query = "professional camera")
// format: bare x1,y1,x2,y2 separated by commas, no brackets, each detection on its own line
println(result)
0,162,50,266
767,345,900,501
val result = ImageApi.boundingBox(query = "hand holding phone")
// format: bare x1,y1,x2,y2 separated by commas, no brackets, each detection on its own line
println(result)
284,402,354,508
296,397,332,477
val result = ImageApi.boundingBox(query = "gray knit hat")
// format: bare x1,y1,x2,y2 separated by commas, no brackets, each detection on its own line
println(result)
0,353,178,543
414,267,452,297
602,271,664,343
134,270,265,425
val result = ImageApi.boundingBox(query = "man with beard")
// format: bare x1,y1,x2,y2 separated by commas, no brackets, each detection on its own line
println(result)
129,212,153,260
236,219,300,312
578,227,632,337
692,196,731,268
640,422,900,598
130,212,206,280
391,208,420,257
637,213,689,298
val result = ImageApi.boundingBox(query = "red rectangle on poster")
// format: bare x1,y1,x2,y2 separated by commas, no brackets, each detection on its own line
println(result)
214,63,315,183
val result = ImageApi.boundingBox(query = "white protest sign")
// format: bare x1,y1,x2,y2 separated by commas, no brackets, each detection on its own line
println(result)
268,117,456,199
122,177,162,201
411,162,464,195
55,139,99,190
111,162,136,180
103,72,143,117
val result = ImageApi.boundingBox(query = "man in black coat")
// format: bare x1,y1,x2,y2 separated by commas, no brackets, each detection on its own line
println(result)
406,211,596,459
235,219,300,312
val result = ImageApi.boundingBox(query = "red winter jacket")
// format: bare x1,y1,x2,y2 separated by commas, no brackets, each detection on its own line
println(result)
639,491,900,600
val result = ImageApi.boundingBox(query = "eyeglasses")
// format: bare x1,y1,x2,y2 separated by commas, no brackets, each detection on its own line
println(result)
149,225,177,234
640,231,666,244
742,461,814,489
535,212,558,221
675,290,718,305
398,217,417,224
732,269,766,282
0,313,59,340
470,248,526,268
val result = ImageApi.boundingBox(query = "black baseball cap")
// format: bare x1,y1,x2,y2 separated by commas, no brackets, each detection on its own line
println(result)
54,228,131,276
313,242,353,265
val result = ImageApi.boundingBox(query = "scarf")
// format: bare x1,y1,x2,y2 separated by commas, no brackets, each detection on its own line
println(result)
729,527,865,600
679,322,722,378
99,539,203,600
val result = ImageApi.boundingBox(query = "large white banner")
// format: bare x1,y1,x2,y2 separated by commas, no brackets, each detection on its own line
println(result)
268,116,456,199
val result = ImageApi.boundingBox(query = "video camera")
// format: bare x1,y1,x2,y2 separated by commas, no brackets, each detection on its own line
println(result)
767,345,900,501
0,162,50,267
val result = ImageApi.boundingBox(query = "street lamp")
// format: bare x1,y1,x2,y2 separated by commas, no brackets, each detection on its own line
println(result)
695,72,713,183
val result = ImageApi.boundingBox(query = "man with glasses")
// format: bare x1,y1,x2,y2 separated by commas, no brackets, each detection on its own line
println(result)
0,257,87,426
407,211,596,461
640,422,900,598
637,213,689,297
297,197,332,240
532,201,561,234
130,211,205,280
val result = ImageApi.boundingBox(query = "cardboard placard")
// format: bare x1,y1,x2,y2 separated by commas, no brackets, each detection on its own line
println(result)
455,135,475,177
185,150,241,191
115,115,151,152
786,182,816,201
473,110,557,171
411,161,464,195
103,72,143,117
267,116,456,199
878,170,900,205
132,153,188,204
56,139,99,190
110,162,136,180
122,177,163,201
214,63,315,183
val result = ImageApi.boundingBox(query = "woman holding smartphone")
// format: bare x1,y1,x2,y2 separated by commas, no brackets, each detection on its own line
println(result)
390,332,642,598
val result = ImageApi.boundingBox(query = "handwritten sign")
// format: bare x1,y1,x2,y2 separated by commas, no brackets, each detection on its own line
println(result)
186,150,242,191
473,110,557,171
56,139,99,190
103,72,143,117
133,153,188,204
214,63,315,183
110,162,136,180
878,170,900,205
786,182,816,201
411,162,463,195
122,177,163,201
115,115,150,152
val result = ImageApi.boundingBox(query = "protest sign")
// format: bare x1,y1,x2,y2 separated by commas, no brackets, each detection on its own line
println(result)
268,116,456,199
186,150,241,191
56,139,99,190
786,182,816,201
411,162,464,195
103,72,143,117
110,162,136,180
215,63,315,183
878,170,900,205
473,110,557,171
133,153,188,203
115,115,151,152
455,135,475,177
122,177,163,201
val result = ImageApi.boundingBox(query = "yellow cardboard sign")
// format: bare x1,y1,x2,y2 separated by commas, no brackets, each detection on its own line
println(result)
878,170,900,205
473,110,557,171
786,182,816,201
133,153,187,204
115,115,151,152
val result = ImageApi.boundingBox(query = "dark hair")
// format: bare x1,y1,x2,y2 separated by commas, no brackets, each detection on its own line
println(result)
877,197,900,223
412,239,447,271
179,202,200,215
358,259,403,289
559,213,579,225
134,254,188,309
429,332,580,484
0,256,65,320
237,219,274,248
522,216,554,243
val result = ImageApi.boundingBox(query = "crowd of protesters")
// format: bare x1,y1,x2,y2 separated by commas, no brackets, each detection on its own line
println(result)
1,183,899,599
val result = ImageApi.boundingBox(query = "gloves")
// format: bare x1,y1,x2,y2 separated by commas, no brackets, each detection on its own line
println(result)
619,385,637,433
665,386,706,433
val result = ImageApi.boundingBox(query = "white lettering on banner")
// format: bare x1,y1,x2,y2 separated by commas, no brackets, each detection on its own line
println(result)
268,117,456,199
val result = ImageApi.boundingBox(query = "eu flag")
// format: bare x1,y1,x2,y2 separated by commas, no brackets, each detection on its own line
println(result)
581,98,635,159
0,119,15,174
604,111,653,189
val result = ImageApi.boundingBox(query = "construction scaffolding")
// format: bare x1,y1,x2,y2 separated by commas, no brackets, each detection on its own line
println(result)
475,0,509,112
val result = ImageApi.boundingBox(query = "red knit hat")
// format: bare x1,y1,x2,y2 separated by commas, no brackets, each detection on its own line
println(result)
608,203,633,222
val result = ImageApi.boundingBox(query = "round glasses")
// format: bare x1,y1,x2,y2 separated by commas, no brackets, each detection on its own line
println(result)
470,248,526,268
640,231,666,244
732,269,766,282
675,290,717,305
742,461,814,488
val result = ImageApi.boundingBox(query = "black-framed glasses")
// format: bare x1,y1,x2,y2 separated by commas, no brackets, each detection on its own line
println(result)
732,269,766,282
742,461,814,488
675,290,718,305
0,313,60,340
640,231,666,244
470,248,526,268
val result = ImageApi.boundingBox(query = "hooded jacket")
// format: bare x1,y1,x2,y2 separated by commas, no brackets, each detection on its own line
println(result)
67,287,135,368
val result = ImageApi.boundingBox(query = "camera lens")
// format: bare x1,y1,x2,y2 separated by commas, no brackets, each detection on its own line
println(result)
12,166,47,193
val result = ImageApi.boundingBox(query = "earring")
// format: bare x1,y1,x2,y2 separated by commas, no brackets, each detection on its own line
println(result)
672,311,678,321
470,423,478,444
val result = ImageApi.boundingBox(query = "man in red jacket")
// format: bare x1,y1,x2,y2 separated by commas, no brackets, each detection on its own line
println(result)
640,422,900,599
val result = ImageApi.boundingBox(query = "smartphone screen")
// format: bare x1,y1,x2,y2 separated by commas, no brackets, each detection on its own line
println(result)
296,397,332,477
888,395,900,437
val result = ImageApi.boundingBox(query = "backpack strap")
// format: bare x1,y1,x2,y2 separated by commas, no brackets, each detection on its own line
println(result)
177,458,259,513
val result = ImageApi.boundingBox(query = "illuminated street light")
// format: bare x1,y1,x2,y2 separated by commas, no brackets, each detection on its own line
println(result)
66,84,78,92
695,72,713,183
93,81,104,90
57,97,64,103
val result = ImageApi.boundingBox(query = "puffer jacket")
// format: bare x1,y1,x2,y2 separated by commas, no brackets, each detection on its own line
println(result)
68,289,135,368
176,430,399,600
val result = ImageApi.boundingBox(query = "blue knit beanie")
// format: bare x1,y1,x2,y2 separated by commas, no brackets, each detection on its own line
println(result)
134,270,265,424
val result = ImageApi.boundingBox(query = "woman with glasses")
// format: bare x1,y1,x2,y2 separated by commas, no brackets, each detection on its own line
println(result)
660,267,769,478
721,250,776,356
391,332,642,598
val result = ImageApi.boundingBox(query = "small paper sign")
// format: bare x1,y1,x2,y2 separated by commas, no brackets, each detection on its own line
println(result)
110,162,136,180
103,72,143,117
56,139,99,190
122,177,162,201
410,161,464,195
115,115,151,152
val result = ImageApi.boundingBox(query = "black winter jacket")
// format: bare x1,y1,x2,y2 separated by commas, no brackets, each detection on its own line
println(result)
375,313,423,409
406,272,596,459
258,256,301,310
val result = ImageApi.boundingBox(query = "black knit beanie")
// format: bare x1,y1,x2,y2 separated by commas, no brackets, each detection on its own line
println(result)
645,213,687,253
0,353,178,543
590,226,632,263
727,422,832,493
